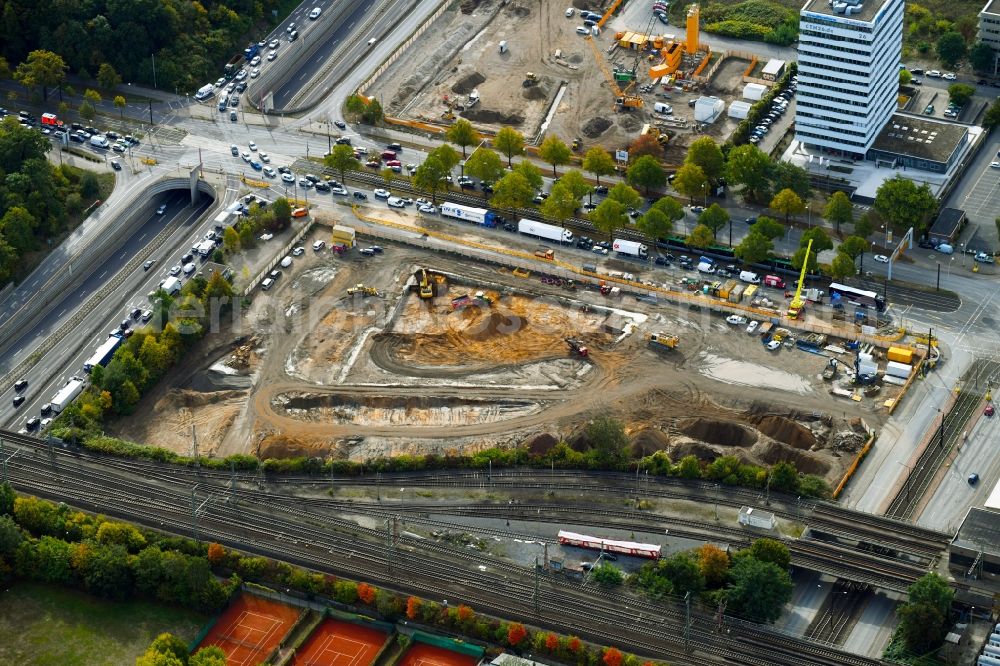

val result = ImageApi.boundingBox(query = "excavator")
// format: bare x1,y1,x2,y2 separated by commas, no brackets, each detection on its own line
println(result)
565,338,589,358
648,333,679,351
787,238,813,320
418,269,434,299
347,283,380,297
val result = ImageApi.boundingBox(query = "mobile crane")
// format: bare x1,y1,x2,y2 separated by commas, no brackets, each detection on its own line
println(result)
584,35,643,111
787,238,813,320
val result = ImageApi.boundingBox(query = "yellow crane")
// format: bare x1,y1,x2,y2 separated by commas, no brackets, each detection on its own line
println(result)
787,238,813,320
584,36,643,111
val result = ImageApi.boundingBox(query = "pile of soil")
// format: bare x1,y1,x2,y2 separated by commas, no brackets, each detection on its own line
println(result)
526,432,558,455
618,115,642,132
157,389,245,410
582,117,612,138
452,72,486,95
677,417,757,447
459,0,481,14
463,108,525,125
755,440,831,476
459,309,528,340
507,5,530,17
523,86,546,101
752,414,818,450
258,433,326,459
669,440,718,461
630,428,670,457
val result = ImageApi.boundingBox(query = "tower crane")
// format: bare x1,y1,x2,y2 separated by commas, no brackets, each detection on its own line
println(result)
584,35,643,111
787,238,813,320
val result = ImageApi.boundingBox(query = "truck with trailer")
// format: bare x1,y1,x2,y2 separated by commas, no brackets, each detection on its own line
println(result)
83,333,124,373
51,377,86,414
441,202,496,227
612,238,648,258
518,219,573,244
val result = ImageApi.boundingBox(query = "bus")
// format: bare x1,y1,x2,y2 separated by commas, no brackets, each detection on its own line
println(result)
829,282,886,312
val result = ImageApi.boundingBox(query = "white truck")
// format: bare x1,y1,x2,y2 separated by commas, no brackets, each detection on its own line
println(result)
51,377,86,414
194,240,216,257
89,135,109,149
612,239,648,259
161,276,182,295
518,218,573,244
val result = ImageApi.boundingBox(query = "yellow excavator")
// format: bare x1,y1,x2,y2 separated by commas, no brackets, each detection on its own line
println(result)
419,269,434,299
347,283,380,297
787,239,813,320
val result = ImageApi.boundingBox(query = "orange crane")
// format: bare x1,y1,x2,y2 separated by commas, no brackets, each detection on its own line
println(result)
787,239,813,320
584,36,643,111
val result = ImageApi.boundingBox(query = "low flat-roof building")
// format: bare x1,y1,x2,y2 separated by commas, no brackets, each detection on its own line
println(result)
866,114,969,174
928,208,967,245
949,506,1000,578
761,59,786,81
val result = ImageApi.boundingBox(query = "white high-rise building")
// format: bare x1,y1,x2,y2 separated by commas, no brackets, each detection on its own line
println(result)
794,0,905,159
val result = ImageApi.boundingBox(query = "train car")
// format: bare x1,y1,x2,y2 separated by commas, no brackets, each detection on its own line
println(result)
557,530,661,559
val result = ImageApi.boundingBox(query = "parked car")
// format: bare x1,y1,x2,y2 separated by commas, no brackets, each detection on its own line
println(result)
726,314,748,325
373,188,390,198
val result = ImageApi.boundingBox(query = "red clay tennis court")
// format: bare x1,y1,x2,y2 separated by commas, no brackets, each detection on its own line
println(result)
292,618,388,666
198,593,300,666
397,642,479,666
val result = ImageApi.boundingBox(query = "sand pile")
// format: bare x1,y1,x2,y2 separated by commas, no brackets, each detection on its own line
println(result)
677,417,757,447
752,414,818,450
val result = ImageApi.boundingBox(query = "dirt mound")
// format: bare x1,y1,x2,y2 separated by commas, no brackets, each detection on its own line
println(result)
463,108,525,125
669,440,718,461
523,86,546,101
631,428,670,457
458,309,528,340
156,389,246,411
581,117,612,138
508,5,530,17
259,433,324,458
452,72,486,95
459,0,481,14
752,415,817,450
677,417,757,447
526,432,558,455
568,54,584,65
755,440,830,476
618,115,642,132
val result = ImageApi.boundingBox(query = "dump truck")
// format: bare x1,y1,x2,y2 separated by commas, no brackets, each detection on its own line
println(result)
648,333,679,351
612,238,648,259
534,249,555,260
519,218,573,244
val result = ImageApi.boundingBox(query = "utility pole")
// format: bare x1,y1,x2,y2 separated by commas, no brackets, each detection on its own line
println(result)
385,517,393,574
0,438,5,484
533,556,540,616
684,591,692,650
191,425,199,467
229,460,237,505
148,100,154,127
765,469,772,506
191,486,199,541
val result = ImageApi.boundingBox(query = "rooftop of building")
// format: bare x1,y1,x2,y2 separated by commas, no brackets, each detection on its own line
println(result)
802,0,890,23
870,113,968,164
983,0,999,16
951,507,1000,556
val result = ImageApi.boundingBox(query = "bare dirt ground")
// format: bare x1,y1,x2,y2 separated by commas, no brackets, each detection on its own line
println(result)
366,0,764,159
110,222,887,487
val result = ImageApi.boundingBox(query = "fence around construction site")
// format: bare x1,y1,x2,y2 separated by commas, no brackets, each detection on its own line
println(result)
357,0,451,96
241,219,316,298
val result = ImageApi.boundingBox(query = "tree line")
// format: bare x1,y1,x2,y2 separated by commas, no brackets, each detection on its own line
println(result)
0,116,108,287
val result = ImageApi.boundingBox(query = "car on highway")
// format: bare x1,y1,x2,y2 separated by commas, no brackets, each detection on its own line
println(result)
387,197,406,208
418,204,436,214
235,70,247,81
287,21,296,32
13,378,27,393
373,188,390,198
250,68,260,79
281,172,295,183
269,39,279,48
353,191,367,200
926,69,941,77
991,161,1000,169
292,246,305,256
309,6,322,19
267,50,277,61
12,395,25,408
873,254,889,263
157,204,167,215
968,473,979,485
689,205,704,214
334,120,346,129
141,310,153,322
263,166,276,178
169,265,181,276
331,185,348,195
297,177,313,188
110,159,121,170
314,181,330,192
591,245,608,255
726,314,748,325
25,417,40,431
250,56,261,66
289,30,298,41
942,72,956,80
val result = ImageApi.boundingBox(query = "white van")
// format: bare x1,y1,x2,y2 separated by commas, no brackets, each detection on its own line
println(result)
654,102,672,114
89,135,109,149
182,262,196,275
739,270,760,284
309,7,321,19
193,84,214,101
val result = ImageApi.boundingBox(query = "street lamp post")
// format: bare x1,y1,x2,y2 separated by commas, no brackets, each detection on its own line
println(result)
896,460,913,506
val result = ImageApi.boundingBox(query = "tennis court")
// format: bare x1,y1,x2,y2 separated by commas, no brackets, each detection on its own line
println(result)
293,618,388,666
198,593,300,666
398,642,479,666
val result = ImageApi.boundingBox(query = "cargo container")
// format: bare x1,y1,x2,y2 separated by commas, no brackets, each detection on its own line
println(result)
331,224,356,247
717,280,738,300
728,284,745,303
887,347,914,364
738,506,775,529
744,285,759,301
885,360,912,379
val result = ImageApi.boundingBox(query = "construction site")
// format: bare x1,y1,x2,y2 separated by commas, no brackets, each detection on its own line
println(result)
112,224,910,491
366,0,781,162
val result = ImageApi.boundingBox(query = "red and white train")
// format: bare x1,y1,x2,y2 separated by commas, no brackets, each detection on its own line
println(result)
557,530,661,559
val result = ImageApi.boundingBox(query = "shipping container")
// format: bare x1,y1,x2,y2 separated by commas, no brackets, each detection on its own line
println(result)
331,224,356,247
885,360,912,379
887,347,914,364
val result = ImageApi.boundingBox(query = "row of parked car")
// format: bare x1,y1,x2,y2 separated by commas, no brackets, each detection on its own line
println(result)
748,77,796,145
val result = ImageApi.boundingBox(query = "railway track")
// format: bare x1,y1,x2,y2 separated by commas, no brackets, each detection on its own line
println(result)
805,581,872,646
0,440,886,666
884,360,998,520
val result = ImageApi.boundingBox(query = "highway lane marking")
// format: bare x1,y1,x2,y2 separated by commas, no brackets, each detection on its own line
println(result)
98,270,107,279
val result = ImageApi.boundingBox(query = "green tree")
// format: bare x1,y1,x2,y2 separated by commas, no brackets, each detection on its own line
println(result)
984,99,1000,130
583,146,615,186
79,99,96,121
1,206,37,253
84,88,101,106
748,537,791,569
899,69,912,86
969,41,996,73
113,95,126,121
769,188,805,223
800,227,832,254
361,98,383,125
272,198,292,229
754,216,785,240
839,235,868,260
590,561,624,587
637,208,674,247
380,167,395,188
662,552,705,596
190,646,228,666
97,63,121,91
148,633,189,663
446,118,478,157
698,203,729,240
907,572,954,617
429,144,460,174
830,252,857,279
735,230,773,265
676,455,701,479
0,515,22,559
324,144,361,185
463,148,504,198
626,154,665,195
541,182,579,228
771,161,811,200
344,95,367,120
0,57,9,80
685,136,724,181
853,212,875,239
874,176,937,232
947,83,975,107
558,169,592,202
792,245,817,272
491,171,534,210
726,556,793,623
538,134,571,177
0,482,14,515
586,415,629,467
897,601,946,655
651,195,685,223
823,191,853,234
14,50,67,100
607,182,641,210
514,160,543,192
222,226,240,254
412,155,449,204
687,223,714,249
494,126,525,168
672,163,707,204
725,144,773,202
936,32,966,69
590,199,628,243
